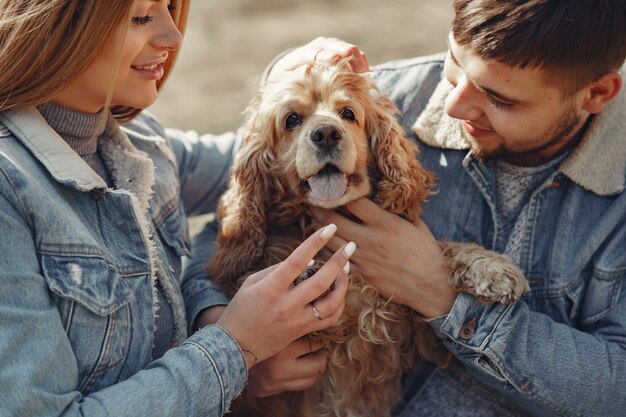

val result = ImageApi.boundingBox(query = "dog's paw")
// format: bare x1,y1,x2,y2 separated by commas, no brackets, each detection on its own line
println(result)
442,242,529,304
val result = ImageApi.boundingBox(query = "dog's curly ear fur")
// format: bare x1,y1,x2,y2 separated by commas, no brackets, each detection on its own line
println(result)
208,94,278,296
365,89,435,222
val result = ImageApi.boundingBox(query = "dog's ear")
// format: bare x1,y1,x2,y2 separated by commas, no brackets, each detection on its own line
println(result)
209,94,278,293
365,90,435,222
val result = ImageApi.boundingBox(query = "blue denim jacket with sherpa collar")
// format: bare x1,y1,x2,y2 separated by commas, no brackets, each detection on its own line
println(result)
368,55,626,417
0,107,244,417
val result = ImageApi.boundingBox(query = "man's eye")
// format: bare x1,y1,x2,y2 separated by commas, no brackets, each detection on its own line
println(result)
487,95,514,111
340,108,356,122
132,15,153,25
285,113,303,130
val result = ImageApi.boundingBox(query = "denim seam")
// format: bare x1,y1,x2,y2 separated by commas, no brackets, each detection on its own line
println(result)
151,195,179,228
478,302,513,351
79,313,115,393
184,340,226,416
0,163,35,231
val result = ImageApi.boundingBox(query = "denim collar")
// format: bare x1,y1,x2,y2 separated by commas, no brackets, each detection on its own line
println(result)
413,78,626,196
0,106,108,191
0,106,157,206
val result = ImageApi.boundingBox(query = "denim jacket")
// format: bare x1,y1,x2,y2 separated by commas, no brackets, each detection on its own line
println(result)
0,107,246,417
368,55,626,416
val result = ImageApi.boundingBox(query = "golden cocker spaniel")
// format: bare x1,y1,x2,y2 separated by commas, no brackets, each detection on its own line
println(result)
209,62,528,417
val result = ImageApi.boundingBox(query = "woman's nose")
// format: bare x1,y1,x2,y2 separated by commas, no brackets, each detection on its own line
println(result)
153,13,183,52
444,76,483,122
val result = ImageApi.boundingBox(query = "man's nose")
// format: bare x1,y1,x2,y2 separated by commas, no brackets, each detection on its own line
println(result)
444,76,483,121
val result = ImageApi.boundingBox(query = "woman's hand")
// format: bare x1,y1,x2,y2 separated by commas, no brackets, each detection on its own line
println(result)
196,292,329,395
216,224,353,368
312,198,457,318
266,37,369,83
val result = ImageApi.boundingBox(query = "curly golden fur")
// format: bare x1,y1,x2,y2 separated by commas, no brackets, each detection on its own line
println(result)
209,63,528,417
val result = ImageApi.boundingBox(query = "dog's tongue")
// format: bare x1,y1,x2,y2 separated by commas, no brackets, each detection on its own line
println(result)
308,170,348,202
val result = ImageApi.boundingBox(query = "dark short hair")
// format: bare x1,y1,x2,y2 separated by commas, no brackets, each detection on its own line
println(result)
452,0,626,94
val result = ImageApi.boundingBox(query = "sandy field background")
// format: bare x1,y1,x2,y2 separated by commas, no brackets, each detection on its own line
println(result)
150,0,453,135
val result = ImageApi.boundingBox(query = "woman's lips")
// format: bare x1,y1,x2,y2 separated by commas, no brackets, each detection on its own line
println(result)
463,120,494,137
131,63,165,80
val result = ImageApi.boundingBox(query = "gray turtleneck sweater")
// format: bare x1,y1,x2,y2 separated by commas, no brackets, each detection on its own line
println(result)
37,102,175,360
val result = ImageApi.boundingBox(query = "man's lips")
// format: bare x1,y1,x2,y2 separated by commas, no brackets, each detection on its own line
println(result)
463,120,494,137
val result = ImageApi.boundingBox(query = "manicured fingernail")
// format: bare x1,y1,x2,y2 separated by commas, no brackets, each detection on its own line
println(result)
343,241,356,257
307,259,315,267
343,261,350,274
320,223,337,240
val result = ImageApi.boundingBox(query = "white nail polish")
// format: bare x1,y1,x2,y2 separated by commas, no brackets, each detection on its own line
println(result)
320,223,337,240
343,241,356,257
308,259,315,267
343,261,350,274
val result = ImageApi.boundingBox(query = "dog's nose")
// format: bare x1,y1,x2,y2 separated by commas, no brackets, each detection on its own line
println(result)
310,124,342,150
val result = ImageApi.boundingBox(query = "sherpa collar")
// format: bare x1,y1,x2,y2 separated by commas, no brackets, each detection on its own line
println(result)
413,78,626,196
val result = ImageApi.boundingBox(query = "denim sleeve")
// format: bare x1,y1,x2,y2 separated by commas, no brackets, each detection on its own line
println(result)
165,126,243,217
427,289,626,417
181,219,230,334
0,192,246,417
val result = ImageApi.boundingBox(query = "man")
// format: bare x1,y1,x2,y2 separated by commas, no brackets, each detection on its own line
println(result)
185,1,626,415
312,0,626,415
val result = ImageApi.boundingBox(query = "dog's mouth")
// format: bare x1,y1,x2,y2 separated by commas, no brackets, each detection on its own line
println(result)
304,164,349,202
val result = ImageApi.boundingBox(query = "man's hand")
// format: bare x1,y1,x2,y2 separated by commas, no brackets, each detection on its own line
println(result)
194,305,227,331
312,198,458,318
266,37,369,84
247,339,327,397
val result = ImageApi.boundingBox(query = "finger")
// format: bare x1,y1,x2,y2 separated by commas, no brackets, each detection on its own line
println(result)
294,242,354,304
310,272,349,321
324,234,348,253
311,207,364,243
288,338,324,357
251,376,320,397
242,263,281,287
344,197,387,225
311,298,346,332
310,206,332,225
271,224,338,288
350,51,370,73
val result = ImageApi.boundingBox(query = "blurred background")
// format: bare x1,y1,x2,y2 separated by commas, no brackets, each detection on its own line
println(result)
149,0,454,135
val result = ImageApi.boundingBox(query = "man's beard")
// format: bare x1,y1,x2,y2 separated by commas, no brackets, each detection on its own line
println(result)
470,103,582,162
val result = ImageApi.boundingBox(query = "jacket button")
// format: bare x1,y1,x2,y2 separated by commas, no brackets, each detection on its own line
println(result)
459,316,476,340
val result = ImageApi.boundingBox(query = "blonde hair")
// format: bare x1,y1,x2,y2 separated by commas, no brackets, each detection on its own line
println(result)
0,0,189,121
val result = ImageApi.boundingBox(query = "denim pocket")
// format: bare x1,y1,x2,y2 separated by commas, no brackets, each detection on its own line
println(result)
39,246,132,316
39,245,134,394
579,269,623,327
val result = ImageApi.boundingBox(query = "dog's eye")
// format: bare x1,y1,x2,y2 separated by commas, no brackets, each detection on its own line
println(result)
340,108,356,122
285,113,303,130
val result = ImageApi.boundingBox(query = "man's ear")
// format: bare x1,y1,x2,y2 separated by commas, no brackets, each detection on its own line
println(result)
583,71,623,114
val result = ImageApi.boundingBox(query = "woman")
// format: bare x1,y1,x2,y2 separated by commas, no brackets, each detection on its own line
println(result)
0,1,361,416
